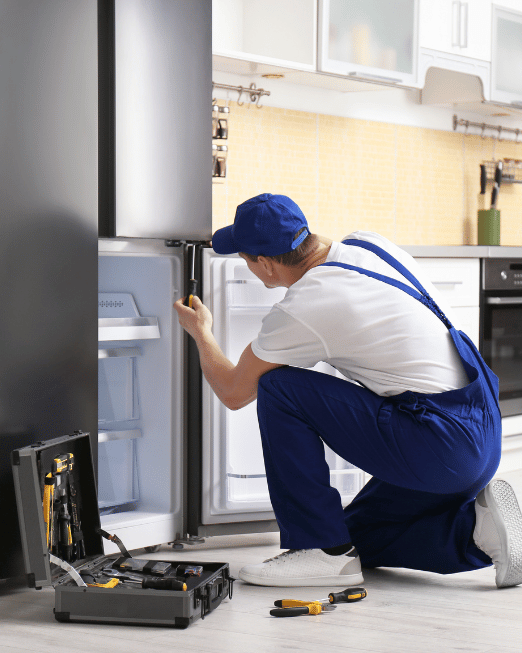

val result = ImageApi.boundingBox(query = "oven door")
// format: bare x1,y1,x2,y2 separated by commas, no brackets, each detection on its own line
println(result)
481,293,522,418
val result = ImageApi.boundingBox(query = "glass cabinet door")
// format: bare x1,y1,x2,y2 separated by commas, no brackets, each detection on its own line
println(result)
319,0,418,86
491,6,522,106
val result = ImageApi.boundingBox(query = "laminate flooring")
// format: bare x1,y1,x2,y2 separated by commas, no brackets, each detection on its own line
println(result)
3,473,522,653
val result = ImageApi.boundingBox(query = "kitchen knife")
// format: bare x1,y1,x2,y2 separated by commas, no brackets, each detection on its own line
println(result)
490,161,503,209
480,164,487,194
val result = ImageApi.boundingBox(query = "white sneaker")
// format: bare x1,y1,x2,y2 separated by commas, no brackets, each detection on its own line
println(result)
238,546,364,587
473,478,522,588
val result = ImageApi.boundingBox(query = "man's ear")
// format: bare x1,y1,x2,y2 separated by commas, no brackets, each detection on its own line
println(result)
258,256,274,277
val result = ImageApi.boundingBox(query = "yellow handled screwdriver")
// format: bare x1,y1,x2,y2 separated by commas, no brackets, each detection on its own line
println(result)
183,244,197,308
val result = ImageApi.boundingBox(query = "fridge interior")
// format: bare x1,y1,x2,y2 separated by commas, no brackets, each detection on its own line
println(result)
98,241,184,553
202,250,365,527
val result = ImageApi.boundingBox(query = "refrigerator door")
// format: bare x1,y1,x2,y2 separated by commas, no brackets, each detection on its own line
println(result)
98,239,185,553
0,0,98,579
113,0,212,239
201,250,365,527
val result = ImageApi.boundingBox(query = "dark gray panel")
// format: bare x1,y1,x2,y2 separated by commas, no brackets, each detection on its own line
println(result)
114,0,212,239
0,0,98,578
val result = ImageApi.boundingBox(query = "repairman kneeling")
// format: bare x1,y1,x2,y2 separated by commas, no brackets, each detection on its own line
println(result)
175,193,521,589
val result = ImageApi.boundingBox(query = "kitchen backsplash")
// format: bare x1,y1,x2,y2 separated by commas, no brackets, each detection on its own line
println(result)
212,102,521,246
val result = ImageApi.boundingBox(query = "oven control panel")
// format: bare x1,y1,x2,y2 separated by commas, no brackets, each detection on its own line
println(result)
483,259,522,290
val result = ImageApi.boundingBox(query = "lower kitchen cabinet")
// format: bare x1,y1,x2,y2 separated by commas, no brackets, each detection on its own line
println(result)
414,257,480,346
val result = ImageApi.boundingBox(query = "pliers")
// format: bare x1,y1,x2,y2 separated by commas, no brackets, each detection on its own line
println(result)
270,600,336,617
270,586,367,617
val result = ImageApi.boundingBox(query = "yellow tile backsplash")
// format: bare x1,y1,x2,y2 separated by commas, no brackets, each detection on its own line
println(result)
212,102,522,246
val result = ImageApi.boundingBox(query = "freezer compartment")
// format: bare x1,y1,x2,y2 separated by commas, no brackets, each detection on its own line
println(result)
98,241,184,552
202,252,365,526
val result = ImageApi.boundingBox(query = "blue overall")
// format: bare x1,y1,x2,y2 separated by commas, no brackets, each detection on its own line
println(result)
256,239,502,574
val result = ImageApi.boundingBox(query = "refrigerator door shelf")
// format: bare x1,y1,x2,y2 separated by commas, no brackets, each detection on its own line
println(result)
98,317,160,341
98,436,140,514
98,347,141,359
98,429,142,443
98,353,140,424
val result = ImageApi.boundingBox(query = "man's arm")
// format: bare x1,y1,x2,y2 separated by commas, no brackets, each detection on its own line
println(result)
174,296,283,410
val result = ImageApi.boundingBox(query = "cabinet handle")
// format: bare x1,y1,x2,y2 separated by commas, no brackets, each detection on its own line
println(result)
432,281,464,286
452,1,461,48
460,2,468,48
347,72,402,84
486,297,522,305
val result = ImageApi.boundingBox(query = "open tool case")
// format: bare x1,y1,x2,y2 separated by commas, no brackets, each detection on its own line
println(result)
11,431,233,628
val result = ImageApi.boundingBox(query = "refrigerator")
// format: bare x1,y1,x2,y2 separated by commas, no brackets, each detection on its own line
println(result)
96,0,365,552
0,0,98,580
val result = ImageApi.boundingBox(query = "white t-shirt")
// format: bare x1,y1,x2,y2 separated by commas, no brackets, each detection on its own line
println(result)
250,231,469,397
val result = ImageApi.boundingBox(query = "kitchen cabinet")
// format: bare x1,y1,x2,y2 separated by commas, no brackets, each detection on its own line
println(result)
491,4,522,106
419,0,492,62
212,0,316,70
414,258,480,347
318,0,419,87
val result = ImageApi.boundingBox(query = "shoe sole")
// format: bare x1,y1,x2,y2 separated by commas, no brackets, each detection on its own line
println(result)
485,479,522,588
238,570,364,587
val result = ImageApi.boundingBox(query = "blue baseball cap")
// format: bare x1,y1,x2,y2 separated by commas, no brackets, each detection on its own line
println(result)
212,193,310,256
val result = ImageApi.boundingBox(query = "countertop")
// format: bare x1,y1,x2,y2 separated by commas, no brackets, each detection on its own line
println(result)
401,245,522,258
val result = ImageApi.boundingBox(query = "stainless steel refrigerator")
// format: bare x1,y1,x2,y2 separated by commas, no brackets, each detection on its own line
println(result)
0,0,98,580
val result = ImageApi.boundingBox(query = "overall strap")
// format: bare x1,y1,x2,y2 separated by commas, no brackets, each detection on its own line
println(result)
319,239,452,330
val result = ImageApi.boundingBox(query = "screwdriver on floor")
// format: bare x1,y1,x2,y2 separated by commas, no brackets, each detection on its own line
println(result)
183,243,197,308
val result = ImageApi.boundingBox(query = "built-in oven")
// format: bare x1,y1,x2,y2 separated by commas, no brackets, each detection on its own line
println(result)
480,259,522,422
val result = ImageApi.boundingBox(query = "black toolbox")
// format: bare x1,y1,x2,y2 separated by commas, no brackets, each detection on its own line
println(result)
11,431,234,628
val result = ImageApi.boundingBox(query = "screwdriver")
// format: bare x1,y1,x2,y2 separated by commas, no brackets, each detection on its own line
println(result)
183,243,197,308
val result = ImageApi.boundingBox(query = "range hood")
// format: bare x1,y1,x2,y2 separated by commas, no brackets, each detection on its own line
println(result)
421,67,522,118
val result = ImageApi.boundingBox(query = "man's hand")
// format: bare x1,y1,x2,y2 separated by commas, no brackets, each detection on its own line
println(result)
173,294,282,410
174,296,212,342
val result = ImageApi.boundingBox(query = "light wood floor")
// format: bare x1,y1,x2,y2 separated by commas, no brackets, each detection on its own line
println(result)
3,471,522,653
2,533,522,653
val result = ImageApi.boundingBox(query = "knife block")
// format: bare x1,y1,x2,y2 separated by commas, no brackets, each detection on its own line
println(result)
477,209,500,246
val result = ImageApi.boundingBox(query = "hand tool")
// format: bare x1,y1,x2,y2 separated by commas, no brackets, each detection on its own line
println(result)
271,586,367,617
270,601,336,617
80,573,120,589
183,243,198,308
43,473,55,549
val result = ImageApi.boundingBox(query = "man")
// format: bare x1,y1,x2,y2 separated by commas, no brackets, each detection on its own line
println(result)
174,193,522,589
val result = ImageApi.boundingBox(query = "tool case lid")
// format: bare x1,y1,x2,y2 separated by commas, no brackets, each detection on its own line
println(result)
11,431,104,589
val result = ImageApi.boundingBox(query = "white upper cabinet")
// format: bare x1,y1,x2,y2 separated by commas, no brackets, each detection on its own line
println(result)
419,0,492,62
491,4,522,106
212,0,316,70
318,0,419,86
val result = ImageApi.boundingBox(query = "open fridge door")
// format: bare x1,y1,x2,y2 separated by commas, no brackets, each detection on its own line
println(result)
200,250,365,532
98,239,186,553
